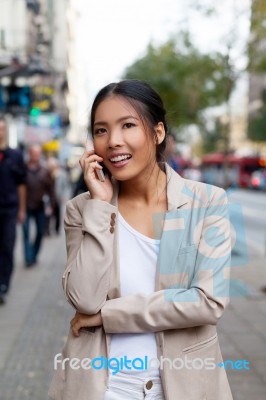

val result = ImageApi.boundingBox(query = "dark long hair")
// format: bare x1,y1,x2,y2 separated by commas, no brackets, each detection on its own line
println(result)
90,80,168,163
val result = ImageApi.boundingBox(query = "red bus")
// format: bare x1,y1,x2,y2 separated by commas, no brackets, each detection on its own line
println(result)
201,153,265,188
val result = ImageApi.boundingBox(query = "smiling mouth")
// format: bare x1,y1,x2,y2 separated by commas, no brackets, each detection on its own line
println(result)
109,154,132,163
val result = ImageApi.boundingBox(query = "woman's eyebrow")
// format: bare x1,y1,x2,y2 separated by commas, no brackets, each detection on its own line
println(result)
94,115,139,126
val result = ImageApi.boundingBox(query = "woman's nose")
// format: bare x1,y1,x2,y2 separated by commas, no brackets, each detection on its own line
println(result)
107,129,123,148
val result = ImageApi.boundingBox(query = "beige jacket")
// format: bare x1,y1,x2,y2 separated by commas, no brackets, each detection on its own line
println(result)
49,164,233,400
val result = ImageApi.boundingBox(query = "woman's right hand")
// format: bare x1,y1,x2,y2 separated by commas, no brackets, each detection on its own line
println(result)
79,150,113,202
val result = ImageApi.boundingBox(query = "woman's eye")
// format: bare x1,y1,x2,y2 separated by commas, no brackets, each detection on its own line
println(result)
94,128,106,135
123,122,135,129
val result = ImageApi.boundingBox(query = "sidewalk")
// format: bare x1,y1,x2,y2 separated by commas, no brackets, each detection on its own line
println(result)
0,229,266,400
0,229,71,400
218,247,266,400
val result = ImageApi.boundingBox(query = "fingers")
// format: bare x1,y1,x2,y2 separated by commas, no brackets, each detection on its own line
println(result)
72,327,79,337
79,152,103,172
79,153,106,191
89,161,103,171
70,316,81,337
79,151,102,164
70,313,89,337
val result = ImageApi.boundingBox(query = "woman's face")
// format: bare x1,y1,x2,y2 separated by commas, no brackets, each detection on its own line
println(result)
93,95,157,181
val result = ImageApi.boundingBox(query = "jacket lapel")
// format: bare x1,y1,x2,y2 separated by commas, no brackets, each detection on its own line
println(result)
164,163,189,211
154,165,191,288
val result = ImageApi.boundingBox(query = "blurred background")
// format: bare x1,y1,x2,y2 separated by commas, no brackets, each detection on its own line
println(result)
1,0,266,185
0,1,266,399
0,0,266,184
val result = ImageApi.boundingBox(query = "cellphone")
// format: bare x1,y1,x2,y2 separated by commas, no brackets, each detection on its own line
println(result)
95,162,105,182
85,137,106,182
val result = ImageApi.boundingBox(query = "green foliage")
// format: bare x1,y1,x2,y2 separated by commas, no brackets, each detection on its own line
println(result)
248,90,266,142
248,0,266,73
123,32,235,131
201,118,225,154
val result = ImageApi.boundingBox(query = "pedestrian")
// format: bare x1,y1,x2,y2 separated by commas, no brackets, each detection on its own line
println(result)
46,157,70,235
72,170,88,197
164,133,179,172
23,144,54,267
49,80,232,400
0,115,26,305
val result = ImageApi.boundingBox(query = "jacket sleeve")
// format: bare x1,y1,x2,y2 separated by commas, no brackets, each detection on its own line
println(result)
101,188,231,333
62,197,117,314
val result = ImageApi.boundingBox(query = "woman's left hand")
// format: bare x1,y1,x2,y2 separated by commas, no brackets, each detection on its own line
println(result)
70,311,103,337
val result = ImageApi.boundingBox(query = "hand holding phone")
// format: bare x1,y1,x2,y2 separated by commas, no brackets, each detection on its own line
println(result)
85,138,105,182
80,137,113,202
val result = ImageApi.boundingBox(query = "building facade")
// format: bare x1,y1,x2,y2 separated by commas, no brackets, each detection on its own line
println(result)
0,0,69,148
248,0,266,155
65,0,89,144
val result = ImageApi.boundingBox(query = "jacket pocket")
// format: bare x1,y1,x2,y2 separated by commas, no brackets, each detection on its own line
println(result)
182,333,217,354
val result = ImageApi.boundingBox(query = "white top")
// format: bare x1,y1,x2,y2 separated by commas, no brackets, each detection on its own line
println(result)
109,212,160,377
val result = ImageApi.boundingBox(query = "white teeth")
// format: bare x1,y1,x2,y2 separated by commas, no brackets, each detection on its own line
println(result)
110,154,131,162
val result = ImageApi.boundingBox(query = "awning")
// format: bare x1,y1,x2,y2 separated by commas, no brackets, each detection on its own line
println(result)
0,63,50,79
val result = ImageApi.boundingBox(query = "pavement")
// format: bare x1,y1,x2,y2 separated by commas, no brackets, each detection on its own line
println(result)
0,226,266,400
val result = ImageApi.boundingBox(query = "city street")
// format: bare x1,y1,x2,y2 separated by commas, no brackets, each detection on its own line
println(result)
228,189,266,257
1,0,266,399
0,190,266,400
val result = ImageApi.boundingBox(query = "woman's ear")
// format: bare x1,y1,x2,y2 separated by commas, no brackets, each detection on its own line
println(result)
154,122,166,145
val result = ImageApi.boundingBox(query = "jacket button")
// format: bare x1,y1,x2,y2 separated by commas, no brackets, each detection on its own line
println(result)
110,219,115,227
146,380,153,390
110,227,115,233
111,213,116,219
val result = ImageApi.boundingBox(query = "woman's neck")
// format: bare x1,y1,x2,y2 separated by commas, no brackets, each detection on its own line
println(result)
119,162,167,207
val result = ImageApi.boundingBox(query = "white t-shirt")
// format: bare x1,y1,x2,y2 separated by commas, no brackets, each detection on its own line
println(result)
109,212,160,377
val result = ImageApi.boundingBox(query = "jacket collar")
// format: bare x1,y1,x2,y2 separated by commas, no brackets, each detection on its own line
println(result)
110,162,189,211
164,163,189,211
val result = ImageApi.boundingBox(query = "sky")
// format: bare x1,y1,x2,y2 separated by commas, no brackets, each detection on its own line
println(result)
74,0,251,112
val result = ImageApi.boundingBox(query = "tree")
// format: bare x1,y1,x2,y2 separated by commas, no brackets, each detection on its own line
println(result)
201,118,225,154
248,0,266,73
247,0,266,143
248,90,266,142
123,32,234,134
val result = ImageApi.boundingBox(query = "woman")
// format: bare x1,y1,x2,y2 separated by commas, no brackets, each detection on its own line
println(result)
49,80,233,400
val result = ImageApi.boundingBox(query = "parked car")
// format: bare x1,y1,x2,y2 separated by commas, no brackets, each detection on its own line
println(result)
250,169,266,190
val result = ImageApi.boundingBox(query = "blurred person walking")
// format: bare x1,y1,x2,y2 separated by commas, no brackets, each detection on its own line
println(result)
164,133,179,172
72,170,88,197
46,157,70,235
0,116,26,304
23,144,54,267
